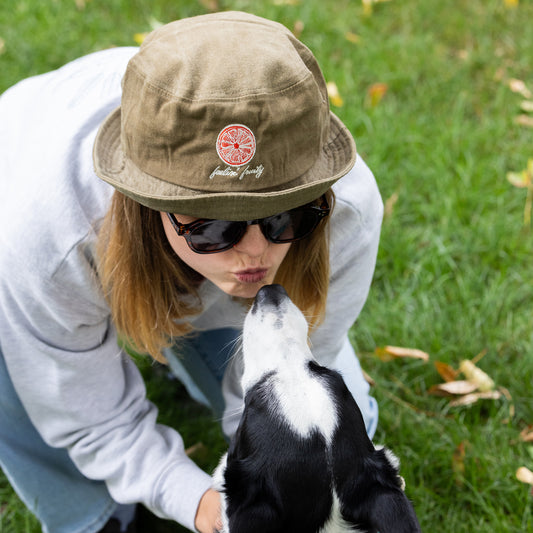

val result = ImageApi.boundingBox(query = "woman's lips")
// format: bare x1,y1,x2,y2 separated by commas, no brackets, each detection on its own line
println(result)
234,268,268,283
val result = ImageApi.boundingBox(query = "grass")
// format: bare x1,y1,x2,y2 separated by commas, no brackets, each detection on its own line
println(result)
1,0,532,531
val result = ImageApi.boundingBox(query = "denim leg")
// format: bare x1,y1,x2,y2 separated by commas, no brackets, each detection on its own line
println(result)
163,328,240,421
0,349,116,533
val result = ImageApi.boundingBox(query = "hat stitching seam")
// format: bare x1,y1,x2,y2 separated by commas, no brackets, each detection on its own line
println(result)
125,63,314,102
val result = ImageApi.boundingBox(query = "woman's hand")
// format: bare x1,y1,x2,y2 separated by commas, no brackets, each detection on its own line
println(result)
195,488,223,533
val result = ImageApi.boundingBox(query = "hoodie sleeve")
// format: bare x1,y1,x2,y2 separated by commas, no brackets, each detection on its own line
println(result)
0,238,212,531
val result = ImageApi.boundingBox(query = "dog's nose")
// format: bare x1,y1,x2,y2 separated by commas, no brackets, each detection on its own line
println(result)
253,284,288,310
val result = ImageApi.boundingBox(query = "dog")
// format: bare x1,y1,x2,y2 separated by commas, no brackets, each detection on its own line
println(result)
213,284,421,533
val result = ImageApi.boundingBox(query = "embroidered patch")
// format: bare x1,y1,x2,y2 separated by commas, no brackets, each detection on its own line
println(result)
216,124,256,167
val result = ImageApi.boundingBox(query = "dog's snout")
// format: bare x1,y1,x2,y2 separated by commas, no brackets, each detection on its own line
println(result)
252,284,288,313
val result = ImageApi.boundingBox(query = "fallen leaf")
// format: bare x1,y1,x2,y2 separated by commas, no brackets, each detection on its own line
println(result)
435,361,459,382
521,101,533,113
345,32,360,44
516,466,533,485
293,20,304,39
507,170,531,188
520,426,533,443
509,79,532,99
362,369,376,386
133,33,148,45
448,390,501,407
504,0,519,7
367,82,388,108
327,81,344,107
0,37,4,56
452,441,467,485
272,0,300,4
362,0,374,15
199,0,219,10
362,0,393,15
429,380,479,396
382,345,429,361
515,114,533,127
459,360,495,392
383,191,399,218
185,442,209,462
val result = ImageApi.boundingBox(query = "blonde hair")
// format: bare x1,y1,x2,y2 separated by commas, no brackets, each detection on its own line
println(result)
96,191,333,362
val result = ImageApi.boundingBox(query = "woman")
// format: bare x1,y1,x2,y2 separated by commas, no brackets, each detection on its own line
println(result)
0,11,383,533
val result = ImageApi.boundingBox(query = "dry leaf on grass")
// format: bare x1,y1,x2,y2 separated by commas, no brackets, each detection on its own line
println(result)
520,426,533,442
367,82,388,108
293,20,304,39
515,115,533,127
459,360,495,392
345,32,361,44
435,361,460,382
429,380,479,397
516,466,533,485
509,78,532,99
327,82,344,107
448,390,502,407
383,191,399,218
452,441,467,485
375,345,430,362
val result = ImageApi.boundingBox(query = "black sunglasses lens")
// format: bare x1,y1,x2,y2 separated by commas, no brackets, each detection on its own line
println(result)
189,220,245,252
263,209,319,243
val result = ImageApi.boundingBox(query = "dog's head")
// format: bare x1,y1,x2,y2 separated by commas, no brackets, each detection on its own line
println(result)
214,284,422,533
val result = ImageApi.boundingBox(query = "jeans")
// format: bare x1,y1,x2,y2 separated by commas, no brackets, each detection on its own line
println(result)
0,328,377,532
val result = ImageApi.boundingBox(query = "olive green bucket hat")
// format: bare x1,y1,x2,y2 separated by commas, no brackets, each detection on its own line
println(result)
93,11,356,220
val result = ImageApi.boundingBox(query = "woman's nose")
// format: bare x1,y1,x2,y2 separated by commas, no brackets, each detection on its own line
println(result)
233,224,269,257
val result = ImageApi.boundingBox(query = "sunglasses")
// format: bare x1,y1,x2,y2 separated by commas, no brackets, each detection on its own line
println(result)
166,195,330,254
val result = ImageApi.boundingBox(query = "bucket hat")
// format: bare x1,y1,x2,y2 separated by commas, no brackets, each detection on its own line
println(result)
93,11,356,220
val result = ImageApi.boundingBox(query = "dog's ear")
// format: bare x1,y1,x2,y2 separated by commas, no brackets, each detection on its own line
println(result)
365,489,421,533
223,457,284,533
337,447,422,533
228,500,282,533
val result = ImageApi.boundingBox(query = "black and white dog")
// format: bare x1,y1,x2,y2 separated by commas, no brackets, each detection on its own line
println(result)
213,284,421,533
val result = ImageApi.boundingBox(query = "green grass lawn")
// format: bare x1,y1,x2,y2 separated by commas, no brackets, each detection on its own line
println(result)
1,0,532,531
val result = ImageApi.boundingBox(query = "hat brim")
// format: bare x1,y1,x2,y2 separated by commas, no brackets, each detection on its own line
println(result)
93,107,356,220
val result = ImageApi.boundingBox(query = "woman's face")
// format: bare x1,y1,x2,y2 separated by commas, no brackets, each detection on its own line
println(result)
160,213,291,299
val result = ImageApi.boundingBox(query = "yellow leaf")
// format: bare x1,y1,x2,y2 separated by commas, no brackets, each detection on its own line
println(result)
0,37,5,56
382,345,429,362
435,361,459,382
133,32,148,45
459,360,495,392
345,32,360,44
516,466,533,485
327,82,344,108
367,82,388,108
362,0,373,15
507,170,531,188
448,390,501,407
520,101,533,113
504,0,519,7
